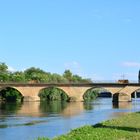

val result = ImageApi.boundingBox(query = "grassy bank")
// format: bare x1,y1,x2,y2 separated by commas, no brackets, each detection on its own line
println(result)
38,112,140,140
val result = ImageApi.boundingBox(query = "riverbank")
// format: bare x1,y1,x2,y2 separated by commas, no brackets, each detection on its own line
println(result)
38,112,140,140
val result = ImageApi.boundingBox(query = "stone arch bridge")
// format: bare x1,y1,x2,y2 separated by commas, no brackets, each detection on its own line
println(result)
0,83,140,102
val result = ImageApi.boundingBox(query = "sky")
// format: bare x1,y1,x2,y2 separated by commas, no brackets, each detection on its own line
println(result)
0,0,140,81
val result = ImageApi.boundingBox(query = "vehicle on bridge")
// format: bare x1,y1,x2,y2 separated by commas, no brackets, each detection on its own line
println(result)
117,79,129,84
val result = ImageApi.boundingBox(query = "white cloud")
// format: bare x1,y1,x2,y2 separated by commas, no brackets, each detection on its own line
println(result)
122,62,140,67
8,66,16,72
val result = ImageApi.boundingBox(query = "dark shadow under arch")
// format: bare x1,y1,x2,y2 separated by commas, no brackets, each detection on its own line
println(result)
131,89,140,99
83,87,112,101
38,87,70,101
0,87,24,102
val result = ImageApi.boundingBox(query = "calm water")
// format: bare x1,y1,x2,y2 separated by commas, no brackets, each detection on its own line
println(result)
0,98,140,140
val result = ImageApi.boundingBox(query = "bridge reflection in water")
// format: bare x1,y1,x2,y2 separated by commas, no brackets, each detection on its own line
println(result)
3,100,136,118
113,102,132,109
9,101,85,117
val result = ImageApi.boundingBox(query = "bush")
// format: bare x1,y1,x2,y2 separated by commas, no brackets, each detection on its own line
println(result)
83,89,99,101
0,87,23,102
39,87,69,101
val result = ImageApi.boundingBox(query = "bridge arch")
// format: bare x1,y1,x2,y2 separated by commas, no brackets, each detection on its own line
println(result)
0,86,24,102
38,86,70,101
83,87,112,101
131,88,140,99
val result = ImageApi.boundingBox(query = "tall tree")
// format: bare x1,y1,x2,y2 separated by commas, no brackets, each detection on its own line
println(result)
63,70,73,82
0,63,9,82
138,70,140,83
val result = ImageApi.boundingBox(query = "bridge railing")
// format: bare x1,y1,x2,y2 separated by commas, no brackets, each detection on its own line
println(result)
0,80,138,85
92,80,138,83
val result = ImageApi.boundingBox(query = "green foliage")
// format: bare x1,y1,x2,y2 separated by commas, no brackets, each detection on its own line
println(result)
39,101,67,113
0,63,9,82
39,87,69,101
38,112,140,140
0,63,8,73
51,73,68,83
63,70,73,81
37,138,50,140
83,89,99,101
0,62,92,83
9,72,26,82
0,73,9,82
0,87,23,102
0,102,22,112
24,67,47,82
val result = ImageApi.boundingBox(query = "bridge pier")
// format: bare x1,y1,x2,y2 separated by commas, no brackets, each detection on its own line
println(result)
113,93,132,102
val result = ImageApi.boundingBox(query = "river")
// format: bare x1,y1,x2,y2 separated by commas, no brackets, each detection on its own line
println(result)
0,98,140,140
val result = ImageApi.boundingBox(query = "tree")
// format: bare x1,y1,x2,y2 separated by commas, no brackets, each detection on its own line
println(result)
38,87,69,101
72,75,82,83
139,70,140,83
0,87,23,102
24,67,47,82
51,73,68,83
0,63,9,82
0,63,8,73
63,70,73,82
0,73,9,82
9,71,26,82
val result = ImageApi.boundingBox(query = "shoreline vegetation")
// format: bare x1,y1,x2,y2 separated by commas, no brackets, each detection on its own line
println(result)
38,112,140,140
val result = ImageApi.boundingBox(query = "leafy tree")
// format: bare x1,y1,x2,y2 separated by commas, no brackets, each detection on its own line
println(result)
24,67,47,82
0,63,8,73
0,62,93,84
83,89,99,101
0,63,9,82
9,72,26,82
72,75,82,83
63,70,73,82
39,87,69,101
0,73,9,82
51,73,68,83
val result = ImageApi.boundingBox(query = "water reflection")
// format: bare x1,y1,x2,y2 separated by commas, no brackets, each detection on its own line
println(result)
61,102,84,117
113,102,132,109
2,101,85,117
0,98,140,140
83,102,93,110
0,100,135,118
0,102,23,115
40,101,67,115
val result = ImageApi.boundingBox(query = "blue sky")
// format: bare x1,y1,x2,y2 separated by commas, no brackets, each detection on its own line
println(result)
0,0,140,81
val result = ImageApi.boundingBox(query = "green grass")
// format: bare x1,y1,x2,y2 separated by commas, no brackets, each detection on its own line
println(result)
38,112,140,140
